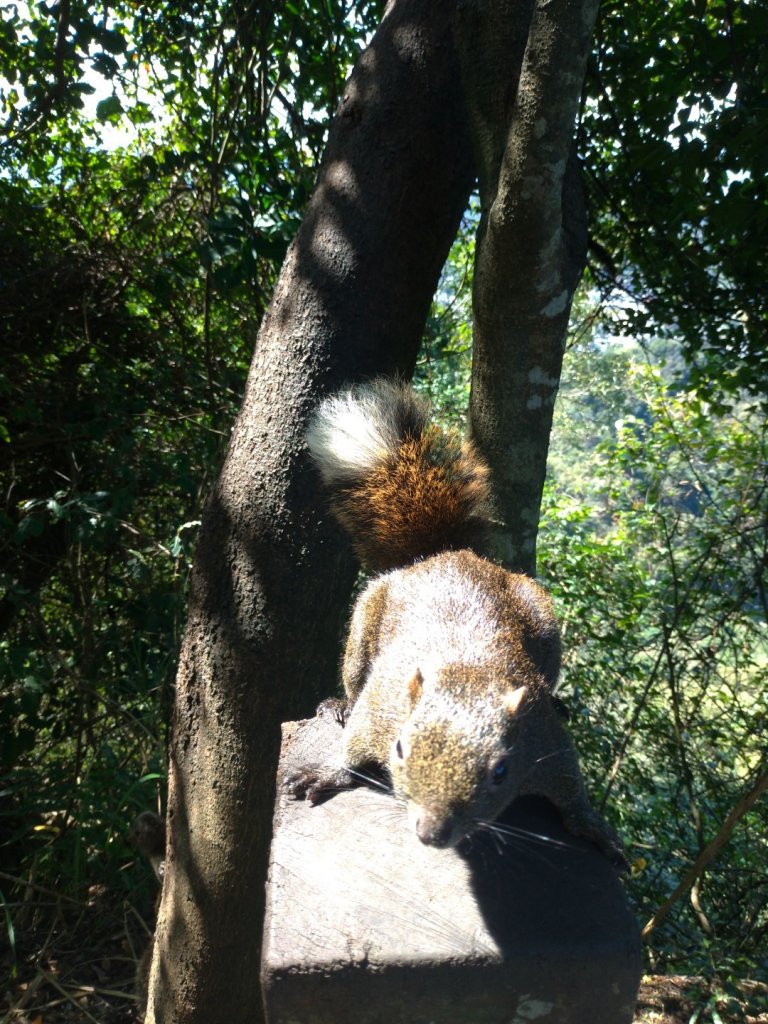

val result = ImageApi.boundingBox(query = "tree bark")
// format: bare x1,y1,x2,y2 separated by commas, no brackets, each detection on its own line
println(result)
456,0,599,574
146,3,474,1022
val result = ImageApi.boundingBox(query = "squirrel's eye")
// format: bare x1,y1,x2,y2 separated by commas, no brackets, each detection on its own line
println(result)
490,757,507,785
395,739,404,759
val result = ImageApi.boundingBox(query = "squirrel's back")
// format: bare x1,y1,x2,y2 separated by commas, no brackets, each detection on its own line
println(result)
307,380,491,571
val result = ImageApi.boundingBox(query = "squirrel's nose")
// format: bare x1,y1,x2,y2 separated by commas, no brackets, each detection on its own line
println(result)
415,812,457,848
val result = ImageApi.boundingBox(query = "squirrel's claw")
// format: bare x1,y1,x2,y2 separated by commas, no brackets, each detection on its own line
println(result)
283,767,321,800
315,697,349,727
590,828,630,875
610,848,631,876
283,765,353,804
593,832,631,876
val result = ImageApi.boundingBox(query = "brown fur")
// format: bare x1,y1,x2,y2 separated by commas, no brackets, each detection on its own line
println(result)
333,430,490,570
289,382,626,868
128,810,166,882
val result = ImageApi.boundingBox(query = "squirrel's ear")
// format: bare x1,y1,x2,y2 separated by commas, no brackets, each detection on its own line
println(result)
407,668,424,709
504,686,527,716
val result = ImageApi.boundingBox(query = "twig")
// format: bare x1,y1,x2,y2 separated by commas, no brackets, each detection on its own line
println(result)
36,967,105,1024
8,966,46,1012
0,871,83,906
125,898,154,939
68,982,139,1001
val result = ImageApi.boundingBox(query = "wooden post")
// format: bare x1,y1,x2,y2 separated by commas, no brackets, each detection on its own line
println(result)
261,714,641,1024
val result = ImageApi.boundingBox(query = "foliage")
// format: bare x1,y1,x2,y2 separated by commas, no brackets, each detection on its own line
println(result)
414,202,477,428
1,0,765,1004
539,353,768,979
419,269,768,979
582,0,768,401
0,0,380,972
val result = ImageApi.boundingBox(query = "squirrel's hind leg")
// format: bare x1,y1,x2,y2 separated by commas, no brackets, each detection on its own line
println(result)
342,577,390,702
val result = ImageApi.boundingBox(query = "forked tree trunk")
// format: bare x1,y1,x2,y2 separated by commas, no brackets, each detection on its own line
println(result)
149,0,602,1020
146,2,474,1021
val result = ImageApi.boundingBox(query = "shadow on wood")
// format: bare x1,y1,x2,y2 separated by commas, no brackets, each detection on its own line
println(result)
261,714,641,1024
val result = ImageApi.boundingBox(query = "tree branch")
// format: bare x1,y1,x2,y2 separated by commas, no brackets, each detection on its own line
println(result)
493,0,599,283
456,0,600,571
641,766,768,942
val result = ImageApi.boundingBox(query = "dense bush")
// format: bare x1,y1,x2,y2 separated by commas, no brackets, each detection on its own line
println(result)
541,354,767,977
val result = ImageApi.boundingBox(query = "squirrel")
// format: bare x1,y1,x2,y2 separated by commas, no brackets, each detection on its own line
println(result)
128,811,166,882
127,811,166,1017
286,380,627,869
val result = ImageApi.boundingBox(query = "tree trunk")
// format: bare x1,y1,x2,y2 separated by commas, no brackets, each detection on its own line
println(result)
146,3,474,1022
456,0,600,574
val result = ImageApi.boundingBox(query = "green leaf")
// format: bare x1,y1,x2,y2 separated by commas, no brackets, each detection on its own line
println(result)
96,94,124,122
97,28,128,55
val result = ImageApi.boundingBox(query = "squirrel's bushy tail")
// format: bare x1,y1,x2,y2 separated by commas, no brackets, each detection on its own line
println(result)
307,379,491,571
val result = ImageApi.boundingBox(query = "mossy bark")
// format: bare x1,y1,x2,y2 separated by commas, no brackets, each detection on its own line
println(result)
455,0,600,574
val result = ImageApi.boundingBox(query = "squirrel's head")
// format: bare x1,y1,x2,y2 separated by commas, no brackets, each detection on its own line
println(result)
390,667,534,848
128,811,166,857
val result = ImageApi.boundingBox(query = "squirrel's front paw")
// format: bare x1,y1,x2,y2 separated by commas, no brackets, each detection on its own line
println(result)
283,766,352,805
562,806,630,875
592,828,630,875
283,767,325,803
608,843,631,876
315,697,349,726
